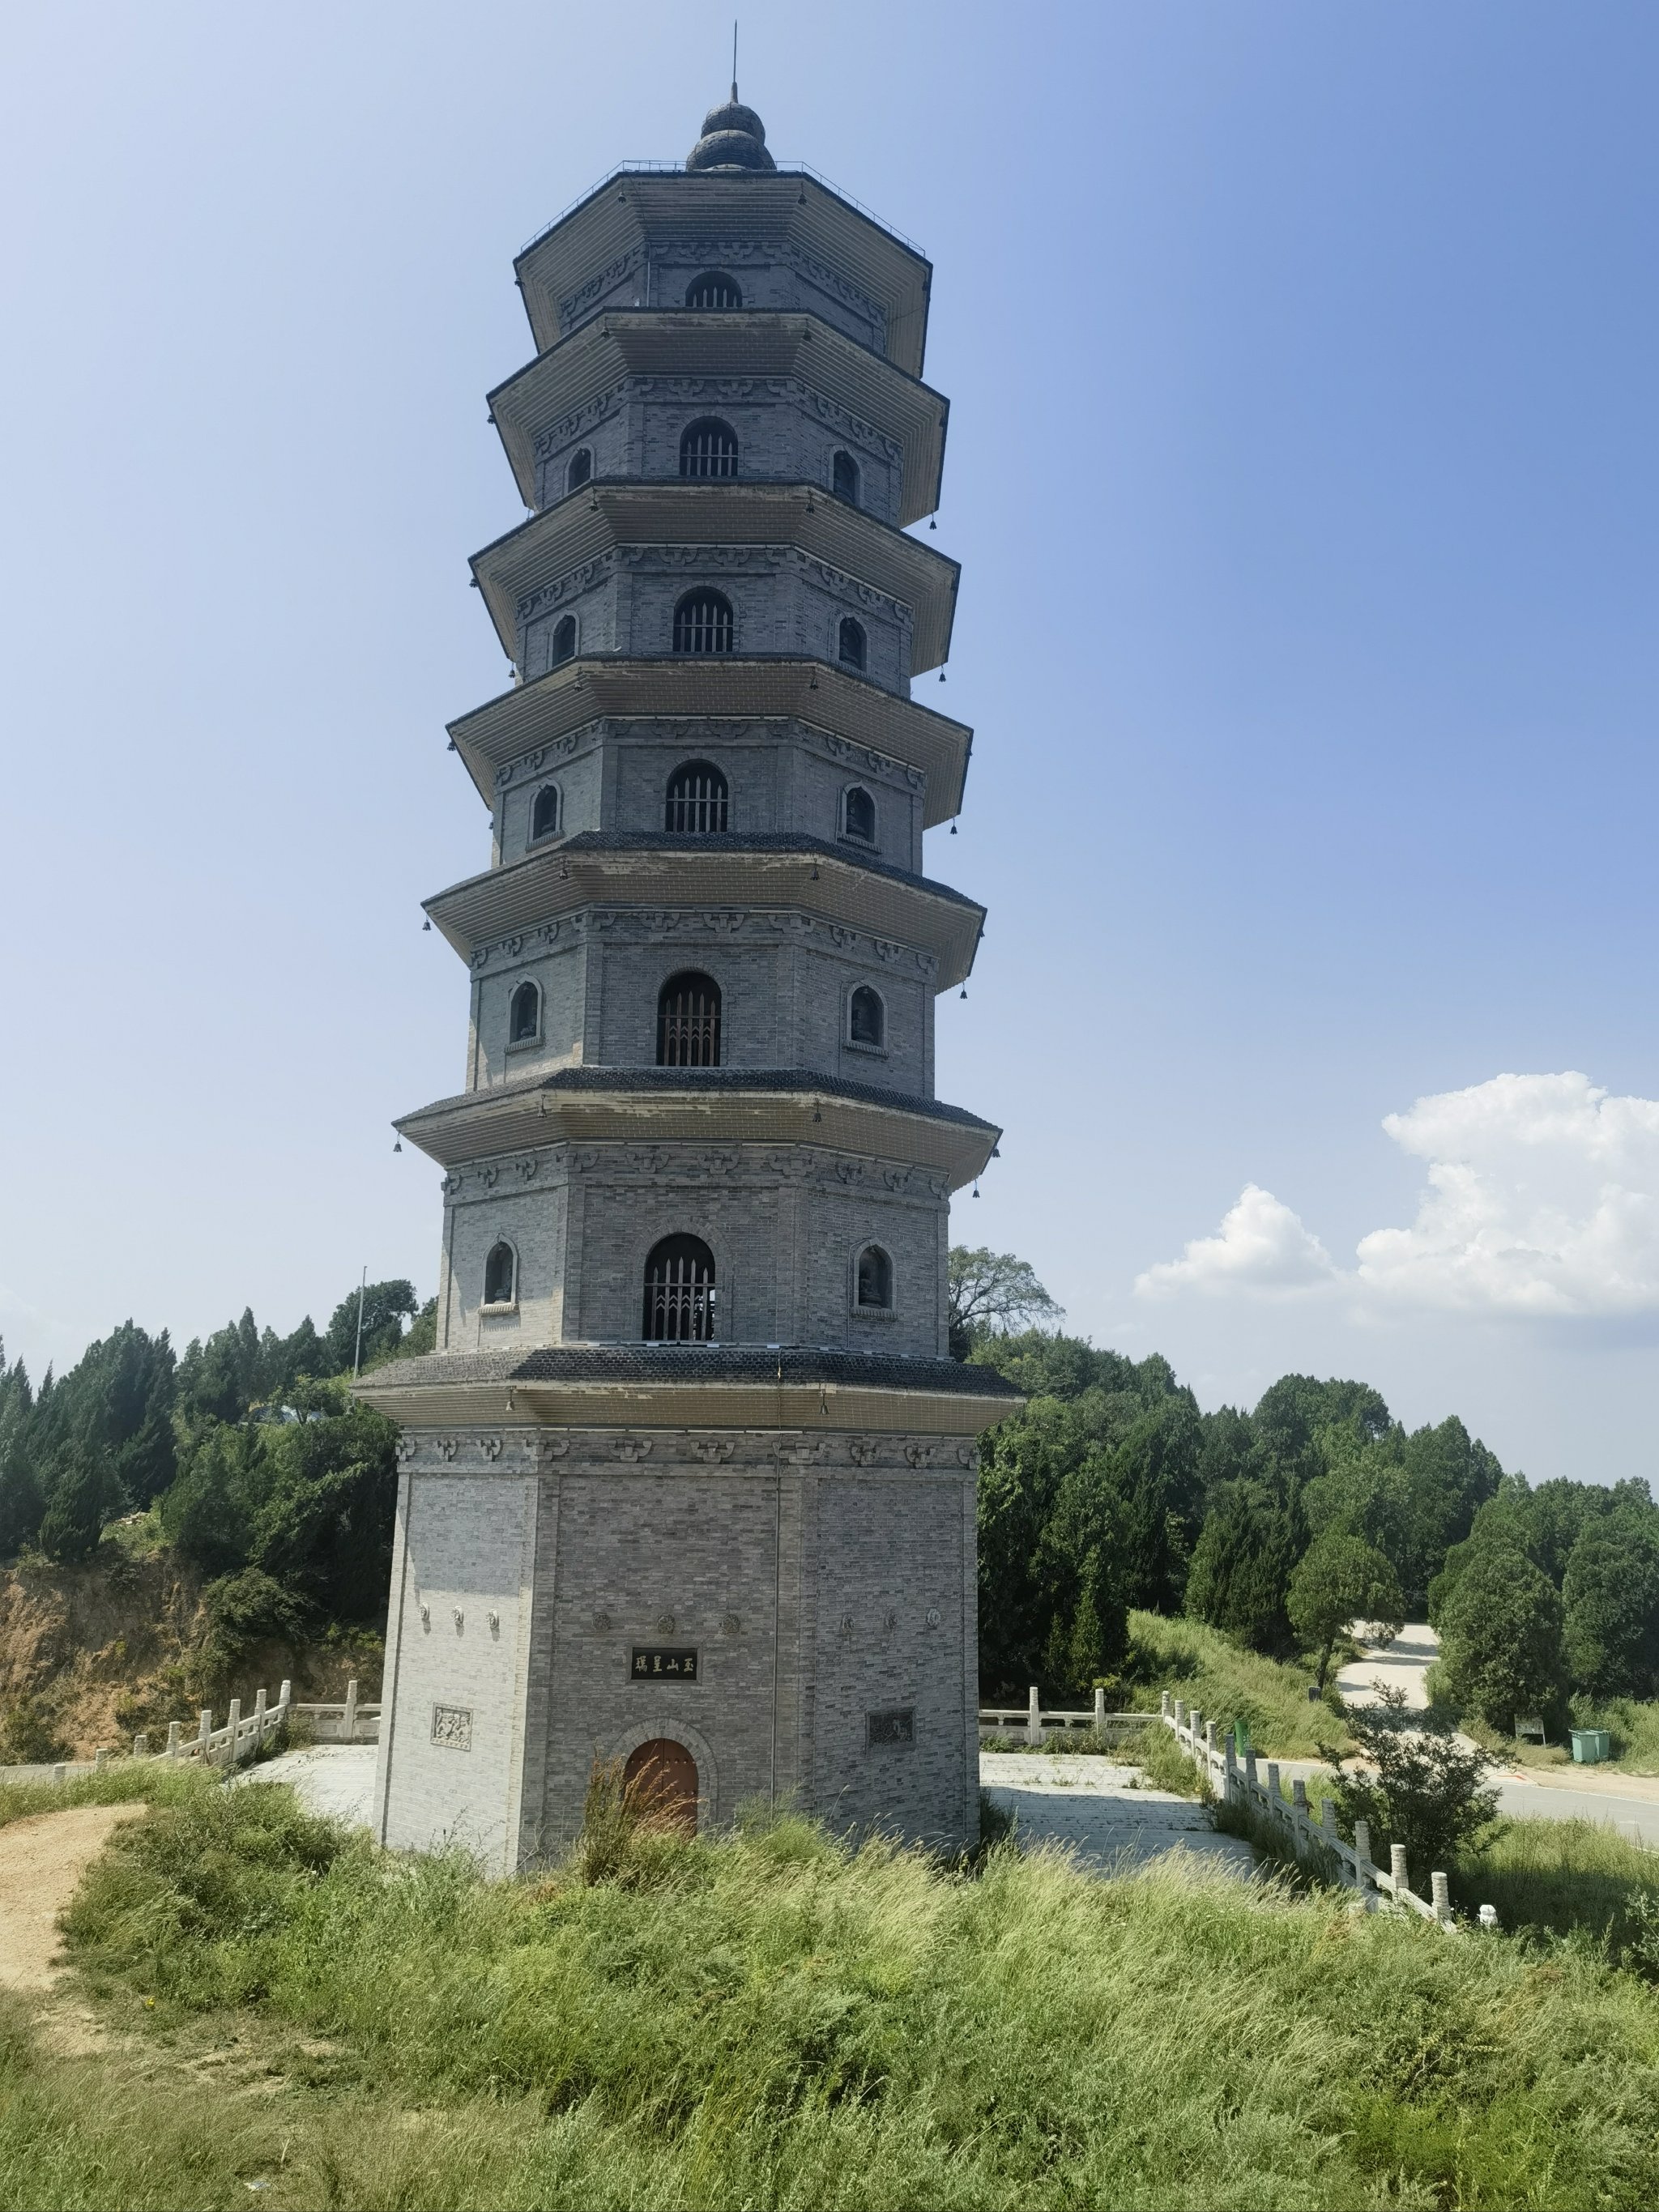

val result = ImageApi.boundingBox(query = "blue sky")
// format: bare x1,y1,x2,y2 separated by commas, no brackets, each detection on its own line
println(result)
2,2,1655,1484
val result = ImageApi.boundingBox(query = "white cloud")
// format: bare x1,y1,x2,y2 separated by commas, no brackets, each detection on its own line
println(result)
1137,1072,1659,1319
1135,1183,1337,1300
1357,1072,1659,1315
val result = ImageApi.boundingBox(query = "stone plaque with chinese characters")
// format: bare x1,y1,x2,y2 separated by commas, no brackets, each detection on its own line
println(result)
867,1707,915,1747
431,1703,473,1750
631,1647,699,1681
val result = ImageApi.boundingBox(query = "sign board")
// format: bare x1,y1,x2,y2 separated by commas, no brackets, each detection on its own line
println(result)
631,1647,699,1681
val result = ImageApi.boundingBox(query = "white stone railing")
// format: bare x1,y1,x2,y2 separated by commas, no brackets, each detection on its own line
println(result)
979,1688,1159,1745
0,1682,293,1785
287,1677,380,1743
1159,1691,1484,1930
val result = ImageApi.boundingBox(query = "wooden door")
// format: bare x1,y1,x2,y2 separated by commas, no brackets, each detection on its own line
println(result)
623,1737,699,1833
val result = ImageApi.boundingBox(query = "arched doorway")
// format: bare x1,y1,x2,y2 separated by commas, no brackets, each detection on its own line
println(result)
623,1737,699,1833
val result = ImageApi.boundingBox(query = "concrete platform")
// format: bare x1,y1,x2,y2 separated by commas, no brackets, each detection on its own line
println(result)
978,1752,1255,1877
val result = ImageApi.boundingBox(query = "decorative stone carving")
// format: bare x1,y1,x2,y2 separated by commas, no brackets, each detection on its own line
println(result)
431,1703,473,1750
848,1437,880,1466
655,1613,676,1634
478,1435,504,1461
593,1610,612,1632
614,1437,652,1463
695,1439,736,1462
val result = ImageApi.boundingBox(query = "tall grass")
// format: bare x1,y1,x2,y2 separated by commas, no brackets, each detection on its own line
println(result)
32,1776,1659,2210
0,1760,206,1833
1126,1612,1341,1757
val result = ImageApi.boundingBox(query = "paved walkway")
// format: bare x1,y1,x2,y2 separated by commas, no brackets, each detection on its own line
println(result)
249,1743,377,1828
978,1753,1254,1877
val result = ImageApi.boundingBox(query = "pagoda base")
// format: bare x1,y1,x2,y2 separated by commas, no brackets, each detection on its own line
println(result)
369,1411,990,1871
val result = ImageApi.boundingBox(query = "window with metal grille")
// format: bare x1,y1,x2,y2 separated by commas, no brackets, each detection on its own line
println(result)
838,616,866,671
664,761,729,833
672,589,734,654
849,985,885,1050
680,419,739,479
484,1241,516,1306
832,450,860,505
842,785,876,843
551,614,578,665
857,1245,893,1309
566,446,592,492
531,784,561,842
685,271,742,309
642,1234,717,1341
657,971,722,1066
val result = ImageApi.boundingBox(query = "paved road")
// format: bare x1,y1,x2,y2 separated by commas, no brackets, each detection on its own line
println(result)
979,1753,1254,1877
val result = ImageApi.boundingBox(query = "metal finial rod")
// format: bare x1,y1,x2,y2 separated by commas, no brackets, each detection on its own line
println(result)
732,19,739,100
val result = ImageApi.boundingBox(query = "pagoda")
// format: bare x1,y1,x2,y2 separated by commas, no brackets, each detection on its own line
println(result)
359,91,1019,1867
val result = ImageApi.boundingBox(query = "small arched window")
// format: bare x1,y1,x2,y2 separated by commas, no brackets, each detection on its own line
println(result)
849,984,885,1050
642,1234,716,1341
673,588,734,655
685,271,742,309
680,419,739,479
531,784,561,842
509,980,540,1044
484,1241,517,1307
566,447,592,492
842,786,876,843
664,760,729,833
658,971,722,1067
550,613,578,666
838,616,867,672
832,450,860,505
856,1244,893,1310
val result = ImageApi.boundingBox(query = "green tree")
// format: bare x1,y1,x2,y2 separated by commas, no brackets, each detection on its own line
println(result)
1287,1532,1404,1690
37,1441,112,1564
1185,1481,1303,1654
1323,1685,1499,1875
947,1248,1061,1362
1563,1514,1659,1698
322,1280,419,1375
1438,1540,1568,1733
162,1423,262,1575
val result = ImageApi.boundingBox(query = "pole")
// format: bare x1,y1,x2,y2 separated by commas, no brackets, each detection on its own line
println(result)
352,1264,367,1379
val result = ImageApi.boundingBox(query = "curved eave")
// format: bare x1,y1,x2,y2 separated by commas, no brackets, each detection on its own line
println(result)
355,1374,1016,1437
471,481,960,675
447,657,972,827
422,837,985,989
487,310,948,525
514,173,931,377
394,1075,1000,1189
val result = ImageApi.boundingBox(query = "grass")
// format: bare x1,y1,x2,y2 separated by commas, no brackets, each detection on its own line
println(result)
1124,1612,1344,1758
3,1775,1658,2208
0,1759,208,1833
1464,1698,1659,1776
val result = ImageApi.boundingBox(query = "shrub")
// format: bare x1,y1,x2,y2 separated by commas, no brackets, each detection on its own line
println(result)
1322,1684,1499,1875
0,1694,69,1764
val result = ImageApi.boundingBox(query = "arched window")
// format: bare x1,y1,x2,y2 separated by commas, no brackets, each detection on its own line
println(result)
642,1234,716,1341
832,450,860,505
566,446,592,492
657,971,722,1066
680,419,739,479
838,616,867,671
664,761,729,833
685,271,742,309
673,588,734,655
509,980,540,1044
849,984,885,1050
856,1244,893,1310
484,1241,516,1307
550,613,578,666
531,785,561,842
842,785,876,843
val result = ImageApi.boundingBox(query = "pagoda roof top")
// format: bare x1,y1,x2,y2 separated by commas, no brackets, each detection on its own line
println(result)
446,657,973,829
514,169,932,377
394,1066,1000,1189
422,831,986,989
487,309,949,526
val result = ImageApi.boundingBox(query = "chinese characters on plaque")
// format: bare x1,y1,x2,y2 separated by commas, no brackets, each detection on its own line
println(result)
631,1647,699,1681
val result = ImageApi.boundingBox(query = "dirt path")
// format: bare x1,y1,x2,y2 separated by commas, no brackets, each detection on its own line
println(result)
0,1804,142,1993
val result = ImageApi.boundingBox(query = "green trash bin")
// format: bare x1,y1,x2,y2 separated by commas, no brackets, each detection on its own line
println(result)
1234,1719,1252,1758
1571,1728,1612,1764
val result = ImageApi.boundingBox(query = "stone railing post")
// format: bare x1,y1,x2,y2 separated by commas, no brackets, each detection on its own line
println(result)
1172,1697,1186,1733
1354,1818,1373,1902
226,1698,241,1766
1291,1777,1309,1854
344,1677,360,1741
1265,1762,1282,1825
1093,1685,1106,1732
1223,1737,1238,1802
1026,1686,1043,1748
1188,1707,1202,1754
1431,1872,1453,1928
52,1762,66,1785
1390,1843,1410,1899
254,1688,267,1748
94,1748,109,1771
278,1679,292,1714
198,1709,212,1758
1244,1746,1258,1796
133,1732,148,1758
165,1720,182,1761
1160,1689,1171,1720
